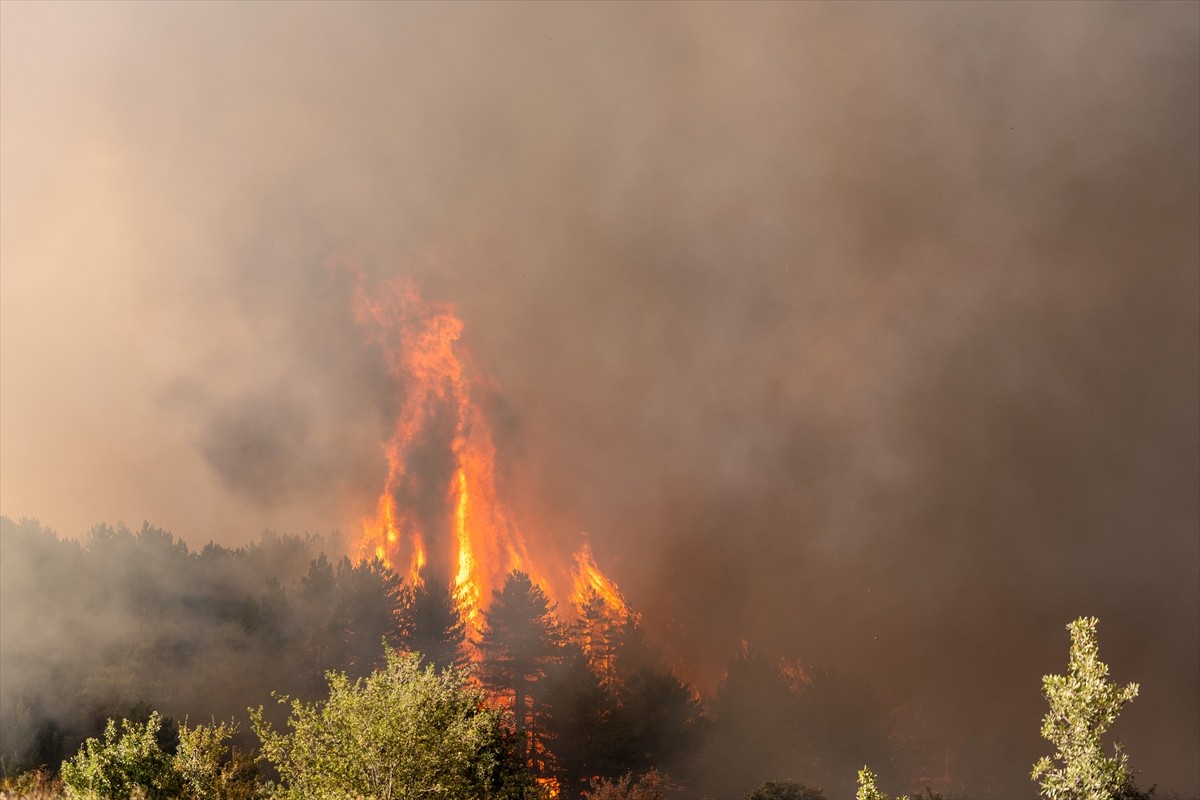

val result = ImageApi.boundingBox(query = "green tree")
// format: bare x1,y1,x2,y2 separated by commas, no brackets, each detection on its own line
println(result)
1031,616,1139,800
251,646,535,800
174,719,258,800
60,712,180,800
60,712,256,800
856,766,890,800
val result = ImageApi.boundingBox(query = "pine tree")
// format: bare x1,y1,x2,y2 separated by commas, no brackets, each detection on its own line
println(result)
572,588,625,691
400,576,469,672
543,641,614,796
334,556,405,677
479,571,565,769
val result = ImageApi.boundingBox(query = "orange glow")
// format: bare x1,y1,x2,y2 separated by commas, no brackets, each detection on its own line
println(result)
571,541,627,616
343,264,626,636
778,656,812,693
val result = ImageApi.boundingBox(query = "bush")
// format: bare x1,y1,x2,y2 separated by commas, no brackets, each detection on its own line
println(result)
252,646,535,800
59,712,256,800
60,713,180,800
746,781,826,800
0,767,63,799
583,770,666,800
174,720,258,800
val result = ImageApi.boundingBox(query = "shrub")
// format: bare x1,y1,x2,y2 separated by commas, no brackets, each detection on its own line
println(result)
59,712,256,800
60,713,180,800
583,770,666,800
252,646,535,799
746,781,826,800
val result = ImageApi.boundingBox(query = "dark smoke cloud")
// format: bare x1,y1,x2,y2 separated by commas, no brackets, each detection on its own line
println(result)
198,394,316,508
2,2,1196,795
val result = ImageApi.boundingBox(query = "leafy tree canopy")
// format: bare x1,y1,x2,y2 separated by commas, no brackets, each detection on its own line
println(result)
59,712,250,800
251,646,535,800
1031,616,1139,800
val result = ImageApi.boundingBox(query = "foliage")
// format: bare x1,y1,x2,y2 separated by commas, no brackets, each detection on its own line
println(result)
1113,776,1156,800
251,646,535,800
856,766,891,800
479,571,566,782
57,711,256,800
479,572,565,726
400,577,469,672
614,666,704,775
0,699,37,777
59,713,181,800
295,554,406,690
542,642,613,795
745,781,827,800
174,720,258,800
1031,617,1139,800
0,516,407,774
0,767,63,799
583,769,667,800
571,589,625,690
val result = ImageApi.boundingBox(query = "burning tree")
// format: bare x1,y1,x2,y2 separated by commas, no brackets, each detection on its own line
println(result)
479,572,566,771
339,263,628,627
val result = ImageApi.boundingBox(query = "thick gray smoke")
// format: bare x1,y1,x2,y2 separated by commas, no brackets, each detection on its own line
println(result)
1,3,1196,796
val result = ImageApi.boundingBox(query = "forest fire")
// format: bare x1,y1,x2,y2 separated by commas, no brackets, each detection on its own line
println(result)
346,264,624,631
571,541,627,616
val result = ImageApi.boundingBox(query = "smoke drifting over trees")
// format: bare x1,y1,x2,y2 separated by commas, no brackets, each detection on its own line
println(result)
1,3,1197,796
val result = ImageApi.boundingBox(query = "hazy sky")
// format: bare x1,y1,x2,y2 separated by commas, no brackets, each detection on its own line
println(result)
2,3,1197,795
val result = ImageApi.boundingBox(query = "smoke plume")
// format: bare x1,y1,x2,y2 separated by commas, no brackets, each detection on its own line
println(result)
2,3,1196,795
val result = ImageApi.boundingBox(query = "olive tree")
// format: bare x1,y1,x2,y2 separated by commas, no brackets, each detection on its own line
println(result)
251,646,535,800
1032,617,1139,800
856,766,890,800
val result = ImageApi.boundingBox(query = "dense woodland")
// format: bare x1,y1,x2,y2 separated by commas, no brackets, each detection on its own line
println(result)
0,516,906,797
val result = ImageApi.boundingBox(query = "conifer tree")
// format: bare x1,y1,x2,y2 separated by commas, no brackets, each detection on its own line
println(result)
334,556,405,677
400,575,469,672
479,571,564,769
572,588,625,691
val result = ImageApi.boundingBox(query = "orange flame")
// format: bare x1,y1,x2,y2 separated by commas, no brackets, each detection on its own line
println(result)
344,267,620,632
571,541,627,616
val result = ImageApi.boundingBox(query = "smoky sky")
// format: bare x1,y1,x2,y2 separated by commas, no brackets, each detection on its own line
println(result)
1,2,1197,795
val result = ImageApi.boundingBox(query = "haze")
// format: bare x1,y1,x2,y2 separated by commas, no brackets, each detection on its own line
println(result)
2,2,1197,796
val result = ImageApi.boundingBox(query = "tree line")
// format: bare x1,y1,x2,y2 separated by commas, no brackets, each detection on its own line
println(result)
0,517,1155,799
